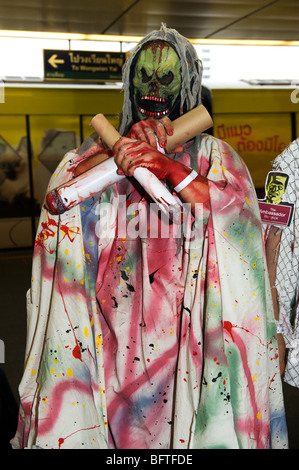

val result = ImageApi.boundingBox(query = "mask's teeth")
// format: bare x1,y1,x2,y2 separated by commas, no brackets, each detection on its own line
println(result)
139,106,169,117
141,95,165,102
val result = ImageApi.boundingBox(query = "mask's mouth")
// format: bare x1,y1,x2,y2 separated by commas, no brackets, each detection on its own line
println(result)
137,94,173,118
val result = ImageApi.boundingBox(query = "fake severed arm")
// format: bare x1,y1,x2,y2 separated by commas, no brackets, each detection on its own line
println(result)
46,105,212,219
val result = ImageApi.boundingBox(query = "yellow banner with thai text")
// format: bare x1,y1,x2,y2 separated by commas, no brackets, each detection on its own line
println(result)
213,113,292,189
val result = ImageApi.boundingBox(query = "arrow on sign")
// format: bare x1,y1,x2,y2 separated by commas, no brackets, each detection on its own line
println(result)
48,54,65,69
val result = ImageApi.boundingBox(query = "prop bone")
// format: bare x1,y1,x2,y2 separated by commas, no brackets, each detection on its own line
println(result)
46,105,213,221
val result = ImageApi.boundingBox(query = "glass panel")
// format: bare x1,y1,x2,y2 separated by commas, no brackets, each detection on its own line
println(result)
30,115,81,206
0,115,33,248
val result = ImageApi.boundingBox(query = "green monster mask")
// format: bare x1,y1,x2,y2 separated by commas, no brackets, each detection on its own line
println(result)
131,41,182,122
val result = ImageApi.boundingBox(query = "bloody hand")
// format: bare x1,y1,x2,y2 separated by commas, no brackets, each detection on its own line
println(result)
127,117,183,153
114,137,173,180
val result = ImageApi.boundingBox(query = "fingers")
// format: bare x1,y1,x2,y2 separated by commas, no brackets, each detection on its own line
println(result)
114,139,168,179
129,121,157,149
159,116,174,138
127,117,174,150
152,118,170,149
114,139,143,176
113,136,134,153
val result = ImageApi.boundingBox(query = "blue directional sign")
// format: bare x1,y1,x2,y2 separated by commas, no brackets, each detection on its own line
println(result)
43,50,126,81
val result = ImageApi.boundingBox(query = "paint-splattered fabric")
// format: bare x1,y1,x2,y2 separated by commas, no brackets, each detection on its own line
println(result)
12,134,288,449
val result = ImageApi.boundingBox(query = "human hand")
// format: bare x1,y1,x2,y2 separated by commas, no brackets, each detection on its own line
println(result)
127,117,183,153
113,137,173,180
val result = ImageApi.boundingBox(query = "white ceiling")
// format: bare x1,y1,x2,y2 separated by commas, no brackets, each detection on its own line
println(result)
0,0,298,41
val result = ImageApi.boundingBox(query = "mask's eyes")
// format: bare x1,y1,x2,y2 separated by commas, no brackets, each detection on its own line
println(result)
141,68,152,83
159,71,174,85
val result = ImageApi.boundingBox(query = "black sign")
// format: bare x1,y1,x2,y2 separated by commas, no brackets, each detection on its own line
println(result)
43,50,126,81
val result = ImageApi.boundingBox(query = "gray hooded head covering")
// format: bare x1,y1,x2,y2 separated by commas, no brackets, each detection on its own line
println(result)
118,24,203,135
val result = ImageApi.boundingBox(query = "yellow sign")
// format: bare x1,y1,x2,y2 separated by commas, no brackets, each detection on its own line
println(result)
213,113,292,188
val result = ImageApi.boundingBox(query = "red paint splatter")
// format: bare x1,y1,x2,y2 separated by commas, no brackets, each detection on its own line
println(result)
223,321,235,342
35,213,80,254
223,320,267,347
72,344,82,361
269,372,278,390
222,320,267,446
58,424,102,448
60,221,80,243
58,281,82,362
58,437,64,448
35,214,58,253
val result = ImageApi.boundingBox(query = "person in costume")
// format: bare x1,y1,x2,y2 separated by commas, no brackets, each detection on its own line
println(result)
12,25,288,449
265,138,299,385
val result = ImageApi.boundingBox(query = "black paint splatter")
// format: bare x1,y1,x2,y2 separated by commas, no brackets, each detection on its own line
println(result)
221,391,231,402
111,296,118,308
183,305,191,314
121,270,129,281
126,282,135,292
212,372,222,383
149,268,159,284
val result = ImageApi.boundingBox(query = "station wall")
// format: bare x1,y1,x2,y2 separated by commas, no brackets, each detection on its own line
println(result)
0,84,298,249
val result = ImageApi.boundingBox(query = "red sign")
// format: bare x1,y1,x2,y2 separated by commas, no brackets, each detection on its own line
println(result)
258,201,293,227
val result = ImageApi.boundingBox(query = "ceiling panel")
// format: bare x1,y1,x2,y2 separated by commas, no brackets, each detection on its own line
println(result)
0,0,298,41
